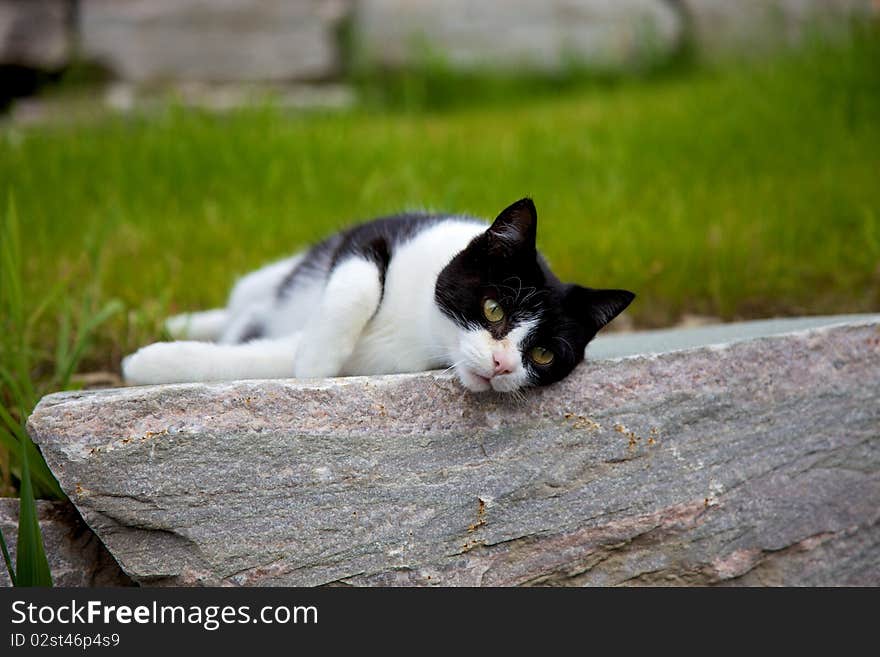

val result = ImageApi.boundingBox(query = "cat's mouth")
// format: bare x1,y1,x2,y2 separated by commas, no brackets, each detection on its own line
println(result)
458,367,523,394
456,367,494,392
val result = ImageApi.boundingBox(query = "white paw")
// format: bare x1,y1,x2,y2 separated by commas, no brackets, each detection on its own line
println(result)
163,314,191,340
122,342,198,385
292,350,343,379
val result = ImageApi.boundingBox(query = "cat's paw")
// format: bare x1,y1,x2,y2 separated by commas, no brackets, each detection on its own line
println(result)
292,349,344,379
293,336,351,379
122,342,196,385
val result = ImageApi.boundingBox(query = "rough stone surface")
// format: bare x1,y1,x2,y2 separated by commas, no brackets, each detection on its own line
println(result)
27,316,880,586
679,0,876,56
0,0,72,69
0,499,132,587
79,0,350,82
356,0,682,72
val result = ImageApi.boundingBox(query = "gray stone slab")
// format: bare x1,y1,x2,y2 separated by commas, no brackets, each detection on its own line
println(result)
589,313,880,359
26,316,880,586
680,0,876,57
80,0,350,83
0,499,132,587
0,0,71,69
355,0,682,72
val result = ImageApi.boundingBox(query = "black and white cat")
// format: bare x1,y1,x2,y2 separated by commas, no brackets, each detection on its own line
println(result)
122,198,634,393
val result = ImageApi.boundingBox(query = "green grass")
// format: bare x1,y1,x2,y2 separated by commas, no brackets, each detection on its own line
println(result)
0,28,879,501
1,202,67,587
1,197,118,585
1,199,120,498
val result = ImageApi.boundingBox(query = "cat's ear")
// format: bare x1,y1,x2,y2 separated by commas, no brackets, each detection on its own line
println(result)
565,286,635,332
487,198,537,258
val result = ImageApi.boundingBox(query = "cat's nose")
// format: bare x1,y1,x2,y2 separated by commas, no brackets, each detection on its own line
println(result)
492,351,517,376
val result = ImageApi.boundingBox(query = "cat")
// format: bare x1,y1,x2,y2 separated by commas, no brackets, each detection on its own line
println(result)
122,198,634,393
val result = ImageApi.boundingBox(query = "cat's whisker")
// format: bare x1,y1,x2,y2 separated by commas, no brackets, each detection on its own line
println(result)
436,362,461,377
519,287,541,305
507,276,525,302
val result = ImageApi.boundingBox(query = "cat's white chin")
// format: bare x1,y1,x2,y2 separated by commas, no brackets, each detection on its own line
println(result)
456,367,494,393
455,366,528,394
489,375,526,394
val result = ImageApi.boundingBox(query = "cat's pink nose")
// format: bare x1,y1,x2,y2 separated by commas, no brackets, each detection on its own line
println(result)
492,351,517,376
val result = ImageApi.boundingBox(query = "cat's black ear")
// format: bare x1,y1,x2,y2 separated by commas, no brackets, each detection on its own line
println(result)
487,198,537,258
565,286,635,332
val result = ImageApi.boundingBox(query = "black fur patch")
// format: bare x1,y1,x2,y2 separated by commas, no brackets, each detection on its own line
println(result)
276,213,469,301
276,233,343,300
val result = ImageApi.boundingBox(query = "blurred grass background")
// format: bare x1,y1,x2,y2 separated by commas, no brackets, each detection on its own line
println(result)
1,24,879,498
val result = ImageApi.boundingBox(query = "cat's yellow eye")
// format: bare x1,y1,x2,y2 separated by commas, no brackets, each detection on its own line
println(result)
482,298,504,323
530,346,554,366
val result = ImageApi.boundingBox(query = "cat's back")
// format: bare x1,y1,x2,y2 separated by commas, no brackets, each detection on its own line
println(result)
278,211,484,298
333,211,483,266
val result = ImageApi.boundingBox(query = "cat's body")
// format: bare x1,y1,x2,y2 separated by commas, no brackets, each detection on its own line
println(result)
122,199,634,393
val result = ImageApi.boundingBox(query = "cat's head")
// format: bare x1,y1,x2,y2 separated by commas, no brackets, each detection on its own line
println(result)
435,198,634,393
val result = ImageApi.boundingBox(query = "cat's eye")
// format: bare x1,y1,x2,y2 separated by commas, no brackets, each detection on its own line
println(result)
482,298,504,323
529,346,554,366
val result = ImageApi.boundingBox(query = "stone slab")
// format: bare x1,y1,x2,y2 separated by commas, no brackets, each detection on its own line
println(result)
26,315,880,585
355,0,682,72
80,0,349,82
588,313,880,359
0,0,71,69
680,0,876,57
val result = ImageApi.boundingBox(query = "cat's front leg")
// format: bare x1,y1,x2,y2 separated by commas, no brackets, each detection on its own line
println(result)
293,257,382,379
123,335,300,384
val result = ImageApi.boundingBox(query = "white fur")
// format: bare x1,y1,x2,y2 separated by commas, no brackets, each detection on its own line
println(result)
220,254,305,344
453,319,537,393
122,335,300,385
123,218,542,392
165,309,228,341
228,254,304,315
294,257,383,378
163,254,303,343
343,220,483,375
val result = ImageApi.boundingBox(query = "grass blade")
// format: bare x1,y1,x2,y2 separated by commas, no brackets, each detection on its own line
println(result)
57,299,124,388
1,196,23,329
0,402,64,500
15,437,53,586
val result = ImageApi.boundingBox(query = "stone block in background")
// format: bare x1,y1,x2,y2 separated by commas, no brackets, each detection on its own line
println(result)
26,315,880,586
355,0,683,72
79,0,350,83
0,0,72,69
0,498,132,587
679,0,877,56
